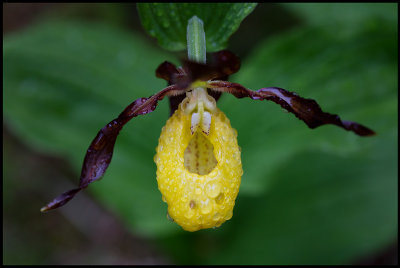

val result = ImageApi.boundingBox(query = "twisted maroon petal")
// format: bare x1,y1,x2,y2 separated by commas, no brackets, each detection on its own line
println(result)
208,81,375,136
41,85,183,212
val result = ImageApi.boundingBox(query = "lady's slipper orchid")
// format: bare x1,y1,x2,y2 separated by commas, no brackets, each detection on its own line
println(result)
41,50,375,232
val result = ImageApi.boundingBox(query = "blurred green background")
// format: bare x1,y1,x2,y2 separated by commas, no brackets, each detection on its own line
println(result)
3,3,398,265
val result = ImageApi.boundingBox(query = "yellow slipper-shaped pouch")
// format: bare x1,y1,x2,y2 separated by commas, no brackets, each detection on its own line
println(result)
154,100,242,232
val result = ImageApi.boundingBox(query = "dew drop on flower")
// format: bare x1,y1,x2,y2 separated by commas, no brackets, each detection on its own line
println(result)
206,181,221,198
195,187,202,195
213,212,221,221
200,199,212,215
185,209,195,219
215,193,224,204
224,210,233,221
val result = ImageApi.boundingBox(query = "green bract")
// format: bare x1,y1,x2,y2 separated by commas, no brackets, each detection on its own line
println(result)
137,3,257,51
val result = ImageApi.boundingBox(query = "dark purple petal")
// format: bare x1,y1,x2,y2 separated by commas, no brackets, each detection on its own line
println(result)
182,50,241,83
41,85,182,212
155,61,179,82
156,50,241,86
40,188,81,212
155,61,191,116
158,50,240,115
211,50,241,77
208,81,375,137
156,61,190,90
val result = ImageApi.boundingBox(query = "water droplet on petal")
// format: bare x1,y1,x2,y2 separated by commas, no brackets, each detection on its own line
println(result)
206,182,221,198
215,193,224,204
225,210,233,220
213,212,221,221
201,205,212,215
185,209,195,219
181,195,188,202
200,199,212,215
195,187,202,195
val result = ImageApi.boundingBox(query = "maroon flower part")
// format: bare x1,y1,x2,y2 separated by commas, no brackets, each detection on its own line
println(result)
41,50,374,213
40,85,182,212
207,81,375,136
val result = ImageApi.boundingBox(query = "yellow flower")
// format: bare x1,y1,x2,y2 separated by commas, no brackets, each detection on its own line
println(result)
154,88,242,231
40,50,374,233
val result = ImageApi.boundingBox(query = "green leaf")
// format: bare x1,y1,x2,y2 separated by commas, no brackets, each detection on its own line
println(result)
225,16,397,195
208,147,397,264
158,10,397,265
281,3,397,26
137,3,257,52
3,19,180,237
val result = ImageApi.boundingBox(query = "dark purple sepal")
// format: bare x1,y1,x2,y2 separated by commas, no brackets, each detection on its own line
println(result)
208,81,375,137
156,50,240,115
40,85,182,212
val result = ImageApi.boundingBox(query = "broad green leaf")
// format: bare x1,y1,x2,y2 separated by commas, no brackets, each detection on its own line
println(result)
157,11,398,265
225,16,397,195
3,19,180,237
137,3,257,52
206,147,397,264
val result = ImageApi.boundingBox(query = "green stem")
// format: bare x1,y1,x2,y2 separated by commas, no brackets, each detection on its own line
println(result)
187,16,206,64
